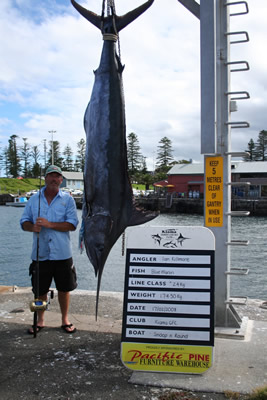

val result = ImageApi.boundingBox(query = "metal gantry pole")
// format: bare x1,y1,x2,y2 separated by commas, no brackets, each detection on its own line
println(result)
212,0,233,327
208,0,250,328
179,0,250,329
200,0,234,328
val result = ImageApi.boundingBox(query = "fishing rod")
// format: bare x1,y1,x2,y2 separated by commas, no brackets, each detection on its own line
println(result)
29,166,53,337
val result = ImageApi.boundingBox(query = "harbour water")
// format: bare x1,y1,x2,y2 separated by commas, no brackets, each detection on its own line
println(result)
0,206,266,300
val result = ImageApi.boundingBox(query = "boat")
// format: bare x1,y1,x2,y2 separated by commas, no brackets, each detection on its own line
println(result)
5,196,28,207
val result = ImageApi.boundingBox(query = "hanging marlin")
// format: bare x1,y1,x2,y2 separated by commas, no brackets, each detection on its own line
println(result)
71,0,157,313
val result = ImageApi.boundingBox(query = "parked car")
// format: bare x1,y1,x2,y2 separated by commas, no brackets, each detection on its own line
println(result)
26,190,38,197
132,189,141,197
71,189,83,196
144,190,155,197
60,187,72,193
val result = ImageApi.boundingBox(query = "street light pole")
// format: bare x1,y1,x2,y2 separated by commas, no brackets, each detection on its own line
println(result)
48,130,56,165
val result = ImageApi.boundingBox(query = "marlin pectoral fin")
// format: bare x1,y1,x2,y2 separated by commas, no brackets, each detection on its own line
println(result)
83,213,113,320
129,206,159,227
95,272,102,321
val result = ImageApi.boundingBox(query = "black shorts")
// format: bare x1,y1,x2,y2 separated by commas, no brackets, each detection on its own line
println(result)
29,258,77,296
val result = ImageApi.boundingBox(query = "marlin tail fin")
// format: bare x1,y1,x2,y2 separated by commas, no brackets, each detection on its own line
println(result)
71,0,154,33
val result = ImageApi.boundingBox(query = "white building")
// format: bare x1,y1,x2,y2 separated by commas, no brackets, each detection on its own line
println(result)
61,171,83,191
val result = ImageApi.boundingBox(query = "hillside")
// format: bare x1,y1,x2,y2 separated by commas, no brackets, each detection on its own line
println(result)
0,178,45,195
0,178,152,195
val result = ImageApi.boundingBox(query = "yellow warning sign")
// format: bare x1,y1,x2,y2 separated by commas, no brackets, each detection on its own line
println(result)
121,342,213,374
205,157,223,227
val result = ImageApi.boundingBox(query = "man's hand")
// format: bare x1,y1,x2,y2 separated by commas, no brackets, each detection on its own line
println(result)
37,218,75,232
23,219,75,233
36,217,50,229
23,218,50,232
32,223,42,233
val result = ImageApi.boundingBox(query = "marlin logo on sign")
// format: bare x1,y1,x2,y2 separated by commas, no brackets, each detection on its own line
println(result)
163,241,177,248
176,233,190,247
152,234,162,245
151,231,191,247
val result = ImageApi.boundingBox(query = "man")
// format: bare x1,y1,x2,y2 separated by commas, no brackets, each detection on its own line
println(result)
20,165,79,334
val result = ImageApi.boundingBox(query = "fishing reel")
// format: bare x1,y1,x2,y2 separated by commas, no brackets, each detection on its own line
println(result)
29,290,54,312
30,299,47,312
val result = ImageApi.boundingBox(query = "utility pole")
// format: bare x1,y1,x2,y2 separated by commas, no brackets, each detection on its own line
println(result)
43,139,47,168
48,130,56,165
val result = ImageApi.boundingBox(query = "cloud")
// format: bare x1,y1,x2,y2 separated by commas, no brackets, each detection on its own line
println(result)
0,0,267,171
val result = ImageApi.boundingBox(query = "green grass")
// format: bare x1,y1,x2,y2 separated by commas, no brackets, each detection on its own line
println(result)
132,184,154,191
225,391,243,400
158,387,267,400
0,178,44,195
248,386,267,400
158,391,200,400
0,179,153,195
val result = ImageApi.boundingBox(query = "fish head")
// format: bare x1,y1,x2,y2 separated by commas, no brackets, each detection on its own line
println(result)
83,214,113,276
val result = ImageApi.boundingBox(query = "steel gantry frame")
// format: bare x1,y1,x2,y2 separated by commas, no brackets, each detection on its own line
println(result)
178,0,250,330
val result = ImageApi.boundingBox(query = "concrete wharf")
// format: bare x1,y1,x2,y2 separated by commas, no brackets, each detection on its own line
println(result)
0,286,266,399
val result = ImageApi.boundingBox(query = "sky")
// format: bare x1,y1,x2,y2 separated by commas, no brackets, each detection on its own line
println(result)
0,0,266,174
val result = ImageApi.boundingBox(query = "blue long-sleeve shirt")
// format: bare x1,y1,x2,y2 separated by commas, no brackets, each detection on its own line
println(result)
20,188,79,261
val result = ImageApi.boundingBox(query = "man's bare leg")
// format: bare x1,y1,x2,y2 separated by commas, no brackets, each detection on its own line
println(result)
58,291,76,333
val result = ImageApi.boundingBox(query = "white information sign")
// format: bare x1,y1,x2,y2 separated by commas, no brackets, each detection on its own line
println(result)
121,226,215,374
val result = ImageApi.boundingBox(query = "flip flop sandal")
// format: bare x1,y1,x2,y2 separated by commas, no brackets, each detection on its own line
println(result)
27,325,45,335
61,324,77,334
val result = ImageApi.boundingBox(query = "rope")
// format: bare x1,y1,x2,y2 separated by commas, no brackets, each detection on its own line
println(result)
122,231,125,256
101,0,122,60
103,33,118,42
101,0,124,111
110,0,122,60
101,0,105,18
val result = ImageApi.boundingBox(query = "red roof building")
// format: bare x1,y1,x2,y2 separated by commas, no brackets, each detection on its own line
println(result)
166,161,267,199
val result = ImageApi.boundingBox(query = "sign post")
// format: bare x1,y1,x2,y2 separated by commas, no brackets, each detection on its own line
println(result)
121,226,215,374
205,156,224,227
